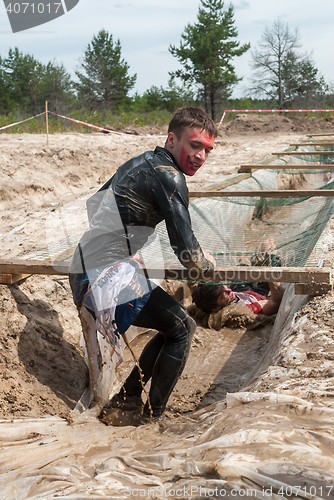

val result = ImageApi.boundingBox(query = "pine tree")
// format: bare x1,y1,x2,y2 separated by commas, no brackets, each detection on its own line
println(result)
1,48,74,114
0,56,12,114
169,0,250,120
75,30,136,110
5,48,44,113
39,61,74,114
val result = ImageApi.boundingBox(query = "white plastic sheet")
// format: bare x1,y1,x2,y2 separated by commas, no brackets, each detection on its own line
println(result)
1,285,334,499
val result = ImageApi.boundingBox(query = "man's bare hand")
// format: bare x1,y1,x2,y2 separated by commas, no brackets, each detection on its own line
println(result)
204,252,216,268
130,255,145,266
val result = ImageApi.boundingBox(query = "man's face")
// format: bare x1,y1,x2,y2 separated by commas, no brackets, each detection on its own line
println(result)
216,286,235,309
166,127,215,176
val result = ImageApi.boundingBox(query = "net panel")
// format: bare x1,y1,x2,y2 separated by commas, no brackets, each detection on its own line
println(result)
23,143,334,284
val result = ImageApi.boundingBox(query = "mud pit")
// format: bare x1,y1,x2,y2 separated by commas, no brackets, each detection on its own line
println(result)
1,114,334,497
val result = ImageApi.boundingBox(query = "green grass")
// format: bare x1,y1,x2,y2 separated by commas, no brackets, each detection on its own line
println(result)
1,108,333,133
0,109,173,134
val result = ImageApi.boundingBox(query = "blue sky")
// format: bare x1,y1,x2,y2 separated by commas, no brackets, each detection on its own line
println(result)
1,0,333,98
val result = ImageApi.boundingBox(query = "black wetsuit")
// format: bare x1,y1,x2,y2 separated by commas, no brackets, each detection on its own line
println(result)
70,146,213,417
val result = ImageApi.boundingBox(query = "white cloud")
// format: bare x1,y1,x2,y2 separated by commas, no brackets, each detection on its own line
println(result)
232,1,251,10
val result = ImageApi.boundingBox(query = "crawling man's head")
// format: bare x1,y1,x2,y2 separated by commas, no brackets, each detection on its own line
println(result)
191,284,235,313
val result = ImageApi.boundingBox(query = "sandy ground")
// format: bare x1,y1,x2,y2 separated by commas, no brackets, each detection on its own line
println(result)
1,113,334,421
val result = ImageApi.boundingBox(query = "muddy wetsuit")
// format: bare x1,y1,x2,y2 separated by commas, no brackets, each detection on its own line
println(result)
70,146,213,417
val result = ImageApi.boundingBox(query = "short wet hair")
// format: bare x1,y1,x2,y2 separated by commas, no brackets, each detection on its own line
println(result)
168,107,218,139
191,284,224,313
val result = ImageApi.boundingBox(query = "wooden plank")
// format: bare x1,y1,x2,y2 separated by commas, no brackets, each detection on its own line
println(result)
272,151,334,156
141,266,331,284
307,133,334,137
0,260,331,284
239,163,333,172
53,247,76,261
204,172,251,191
238,167,256,173
289,143,334,147
0,259,69,276
294,282,333,296
189,190,334,198
0,273,31,285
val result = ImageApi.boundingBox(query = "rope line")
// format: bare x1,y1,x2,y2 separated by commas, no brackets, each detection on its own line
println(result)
0,112,46,131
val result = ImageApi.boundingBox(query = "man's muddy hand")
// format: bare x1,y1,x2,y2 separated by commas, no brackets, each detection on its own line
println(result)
204,252,216,268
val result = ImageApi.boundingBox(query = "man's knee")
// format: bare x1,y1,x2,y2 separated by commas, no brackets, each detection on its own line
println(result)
174,310,196,344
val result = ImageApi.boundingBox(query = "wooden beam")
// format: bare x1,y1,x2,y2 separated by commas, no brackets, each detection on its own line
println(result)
307,133,334,137
0,260,331,285
272,151,334,156
289,143,334,147
189,190,334,198
141,266,331,284
204,172,251,191
239,163,333,172
294,282,333,296
0,273,31,285
0,259,69,276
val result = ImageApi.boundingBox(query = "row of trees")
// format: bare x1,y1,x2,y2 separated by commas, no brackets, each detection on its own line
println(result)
0,48,73,115
0,0,331,119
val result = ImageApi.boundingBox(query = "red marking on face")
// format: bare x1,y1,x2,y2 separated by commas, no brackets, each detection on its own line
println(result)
179,146,196,176
190,131,213,146
167,127,215,176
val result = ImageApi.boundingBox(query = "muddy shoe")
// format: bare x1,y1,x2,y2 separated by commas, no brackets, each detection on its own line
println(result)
99,407,165,427
104,391,144,411
139,413,163,425
99,407,143,427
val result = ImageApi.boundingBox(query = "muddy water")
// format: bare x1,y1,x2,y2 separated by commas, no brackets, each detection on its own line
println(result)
112,319,274,418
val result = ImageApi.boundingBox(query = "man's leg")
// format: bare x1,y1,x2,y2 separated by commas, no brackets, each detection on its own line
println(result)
115,286,196,417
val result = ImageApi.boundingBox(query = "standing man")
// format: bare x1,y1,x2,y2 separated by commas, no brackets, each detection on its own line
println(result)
69,107,217,422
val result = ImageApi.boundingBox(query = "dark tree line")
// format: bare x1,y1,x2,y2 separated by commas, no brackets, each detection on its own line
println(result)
0,48,74,115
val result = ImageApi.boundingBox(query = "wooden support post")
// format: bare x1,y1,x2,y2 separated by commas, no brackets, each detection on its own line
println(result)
0,273,31,285
45,101,49,146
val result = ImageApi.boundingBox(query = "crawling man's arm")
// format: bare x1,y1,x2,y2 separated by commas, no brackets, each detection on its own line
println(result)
258,282,284,316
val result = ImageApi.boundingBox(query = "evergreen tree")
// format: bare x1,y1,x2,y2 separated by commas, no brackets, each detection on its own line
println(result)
169,0,250,120
0,48,74,115
138,77,195,112
282,55,328,106
0,56,12,114
75,29,136,110
39,61,74,113
4,48,44,113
